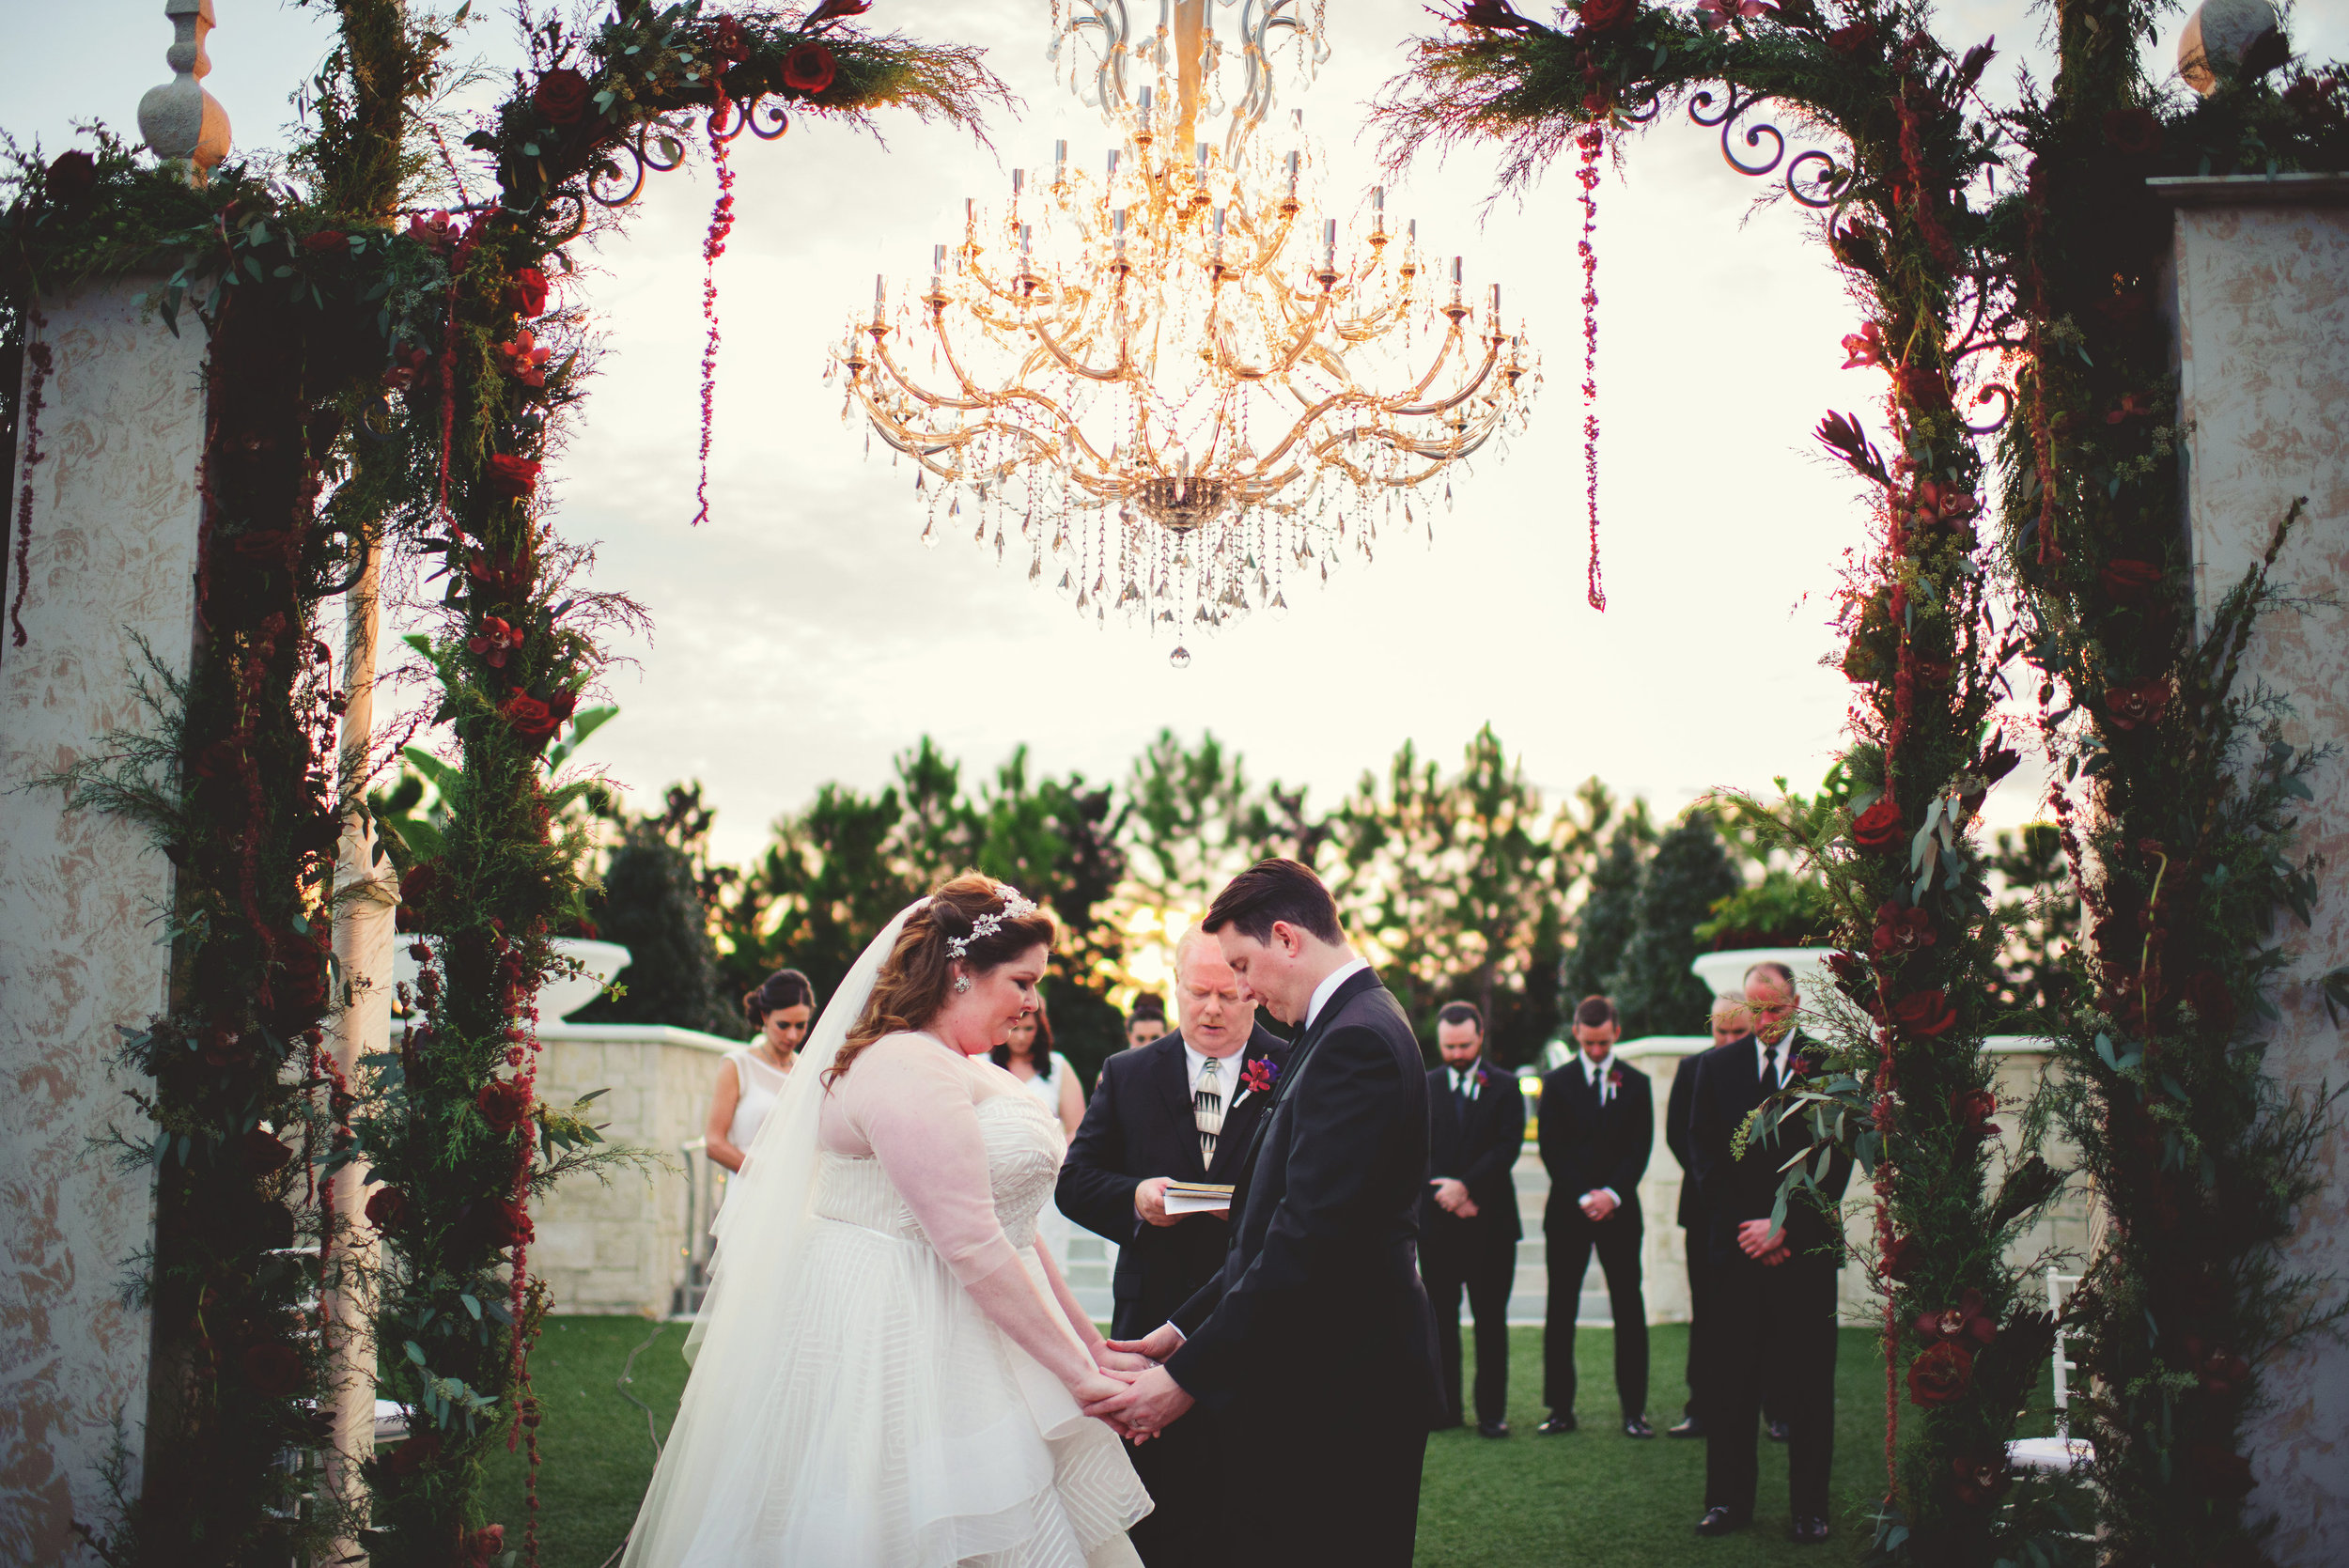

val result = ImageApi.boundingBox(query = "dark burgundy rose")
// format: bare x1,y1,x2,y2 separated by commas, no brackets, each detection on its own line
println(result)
1950,1453,2012,1507
534,68,592,126
2185,1443,2255,1499
500,692,559,741
241,1127,295,1176
45,149,98,206
241,1342,305,1399
364,1185,410,1232
1951,1086,1999,1141
783,41,838,94
2103,108,2164,157
1906,1340,1974,1406
1890,988,1959,1038
2099,558,2164,602
476,1077,534,1135
301,230,348,255
1896,358,1953,411
1882,1233,1920,1281
2104,675,2172,731
379,1429,440,1479
1915,1288,1998,1346
1853,799,1905,851
1577,0,1638,33
468,1198,534,1251
504,265,551,318
485,453,542,501
461,1526,507,1568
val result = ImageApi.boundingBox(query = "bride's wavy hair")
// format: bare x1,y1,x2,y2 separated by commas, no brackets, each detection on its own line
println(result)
827,874,1056,1085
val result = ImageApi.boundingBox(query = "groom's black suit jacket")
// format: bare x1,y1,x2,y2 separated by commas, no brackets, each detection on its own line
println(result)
1054,1023,1288,1342
1165,966,1441,1410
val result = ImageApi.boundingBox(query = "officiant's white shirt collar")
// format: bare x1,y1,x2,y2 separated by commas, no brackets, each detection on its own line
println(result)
1304,955,1371,1032
1181,1035,1248,1097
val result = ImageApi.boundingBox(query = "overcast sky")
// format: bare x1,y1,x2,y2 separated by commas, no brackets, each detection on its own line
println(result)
12,1,2341,865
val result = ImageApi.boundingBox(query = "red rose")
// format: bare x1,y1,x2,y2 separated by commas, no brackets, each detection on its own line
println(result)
461,1526,507,1568
1890,988,1958,1038
471,1198,534,1251
364,1185,409,1232
1577,0,1638,33
476,1077,535,1135
485,453,542,501
46,148,99,206
2185,1443,2255,1498
241,1127,295,1176
504,265,550,318
783,41,838,94
301,229,348,255
1870,902,1936,957
2103,108,2164,157
1950,1453,2012,1507
1952,1087,1999,1141
1906,1340,1974,1406
534,67,592,126
2098,558,2164,601
1916,1288,1998,1346
241,1342,305,1399
2104,675,2171,731
1882,1233,1920,1281
1827,21,1875,54
710,16,751,62
1853,799,1905,850
379,1429,440,1479
500,691,573,742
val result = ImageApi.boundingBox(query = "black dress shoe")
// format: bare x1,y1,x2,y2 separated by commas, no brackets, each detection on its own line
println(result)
1667,1415,1705,1438
1767,1419,1792,1443
1790,1516,1831,1544
1536,1412,1578,1435
1623,1417,1655,1438
1694,1507,1749,1537
1477,1420,1511,1439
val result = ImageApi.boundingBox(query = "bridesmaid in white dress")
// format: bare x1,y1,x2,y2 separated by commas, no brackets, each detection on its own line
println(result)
992,998,1084,1141
703,969,814,1173
624,877,1153,1568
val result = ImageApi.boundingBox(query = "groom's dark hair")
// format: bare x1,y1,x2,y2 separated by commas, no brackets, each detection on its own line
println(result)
1204,858,1344,946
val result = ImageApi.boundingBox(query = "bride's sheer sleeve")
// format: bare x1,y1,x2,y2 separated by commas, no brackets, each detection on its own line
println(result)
842,1037,1099,1390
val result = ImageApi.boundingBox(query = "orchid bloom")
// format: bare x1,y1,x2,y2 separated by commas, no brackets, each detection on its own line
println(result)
495,329,554,388
1697,0,1771,27
1841,322,1888,369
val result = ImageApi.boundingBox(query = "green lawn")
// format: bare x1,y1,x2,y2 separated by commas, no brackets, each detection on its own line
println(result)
479,1318,2014,1566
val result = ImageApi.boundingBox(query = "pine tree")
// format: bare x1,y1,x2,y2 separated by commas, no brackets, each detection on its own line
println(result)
573,784,734,1035
1560,824,1647,1007
1610,809,1739,1038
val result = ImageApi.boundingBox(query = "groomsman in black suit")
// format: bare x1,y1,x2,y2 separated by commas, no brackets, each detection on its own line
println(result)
1056,928,1286,1566
1536,996,1656,1437
1420,1001,1526,1437
1663,992,1757,1440
1686,962,1853,1544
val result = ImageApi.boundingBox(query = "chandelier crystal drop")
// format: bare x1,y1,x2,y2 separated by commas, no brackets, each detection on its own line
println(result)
827,0,1540,651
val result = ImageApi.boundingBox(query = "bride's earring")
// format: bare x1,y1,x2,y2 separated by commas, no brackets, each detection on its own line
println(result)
952,976,973,994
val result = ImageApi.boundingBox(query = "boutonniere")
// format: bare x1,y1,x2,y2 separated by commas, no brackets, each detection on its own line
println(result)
1231,1055,1281,1108
1607,1065,1624,1091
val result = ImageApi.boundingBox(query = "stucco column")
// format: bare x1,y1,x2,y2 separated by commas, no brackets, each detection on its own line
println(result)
2162,173,2349,1564
0,280,210,1560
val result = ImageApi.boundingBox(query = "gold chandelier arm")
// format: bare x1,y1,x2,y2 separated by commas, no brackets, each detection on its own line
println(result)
1381,333,1502,418
1029,305,1134,382
866,331,1001,414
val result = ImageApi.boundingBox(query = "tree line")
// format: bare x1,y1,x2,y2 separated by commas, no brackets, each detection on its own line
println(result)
553,727,2075,1090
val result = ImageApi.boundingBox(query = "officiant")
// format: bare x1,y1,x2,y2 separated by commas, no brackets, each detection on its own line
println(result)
1057,926,1287,1565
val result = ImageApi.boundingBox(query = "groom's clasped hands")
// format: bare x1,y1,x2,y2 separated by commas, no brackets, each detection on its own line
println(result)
1081,1324,1196,1443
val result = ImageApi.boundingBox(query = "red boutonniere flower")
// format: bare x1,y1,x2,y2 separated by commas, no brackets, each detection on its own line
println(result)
534,67,591,126
1240,1057,1280,1096
784,41,838,94
2102,108,2164,157
1915,1288,1998,1347
301,229,348,255
2097,558,2164,601
1841,321,1887,368
365,1185,410,1232
241,1343,305,1399
2103,675,2171,730
1870,901,1936,957
1852,798,1905,851
466,615,525,668
1888,987,1958,1038
1906,1340,1974,1406
485,453,542,501
504,265,550,318
493,329,553,387
1606,1065,1624,1091
45,148,98,207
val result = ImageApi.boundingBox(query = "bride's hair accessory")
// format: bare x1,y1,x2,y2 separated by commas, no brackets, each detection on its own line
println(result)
952,976,973,994
945,884,1039,961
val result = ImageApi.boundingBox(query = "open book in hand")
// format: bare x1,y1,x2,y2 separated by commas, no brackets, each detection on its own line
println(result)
1163,1182,1235,1215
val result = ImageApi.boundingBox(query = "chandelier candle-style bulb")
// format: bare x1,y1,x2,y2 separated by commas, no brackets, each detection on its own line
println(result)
833,0,1537,653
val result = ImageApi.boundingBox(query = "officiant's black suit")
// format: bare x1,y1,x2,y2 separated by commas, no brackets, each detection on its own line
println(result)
1163,967,1441,1568
1685,1032,1854,1524
1056,1023,1287,1566
1536,1056,1655,1421
1420,1060,1525,1427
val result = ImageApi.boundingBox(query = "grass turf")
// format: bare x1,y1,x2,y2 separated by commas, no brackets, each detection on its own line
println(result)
480,1318,1998,1566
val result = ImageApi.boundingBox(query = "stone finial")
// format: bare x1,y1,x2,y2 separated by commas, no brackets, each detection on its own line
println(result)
2178,0,2288,97
137,0,230,183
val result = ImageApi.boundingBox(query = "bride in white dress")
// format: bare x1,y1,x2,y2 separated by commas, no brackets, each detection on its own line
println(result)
623,877,1153,1567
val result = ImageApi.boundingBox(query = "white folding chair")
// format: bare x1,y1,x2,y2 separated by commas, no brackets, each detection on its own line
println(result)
2007,1266,2094,1473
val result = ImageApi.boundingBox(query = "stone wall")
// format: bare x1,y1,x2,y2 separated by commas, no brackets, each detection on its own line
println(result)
2164,178,2349,1565
0,281,209,1560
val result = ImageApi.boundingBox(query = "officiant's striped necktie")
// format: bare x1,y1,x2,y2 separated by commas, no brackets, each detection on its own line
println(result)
1195,1057,1224,1167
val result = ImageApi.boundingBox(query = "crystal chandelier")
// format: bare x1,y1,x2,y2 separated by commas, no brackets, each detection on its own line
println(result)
826,0,1540,664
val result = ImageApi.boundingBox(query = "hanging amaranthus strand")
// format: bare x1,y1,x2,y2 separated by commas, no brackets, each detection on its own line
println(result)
692,100,739,528
1576,123,1605,612
10,335,49,645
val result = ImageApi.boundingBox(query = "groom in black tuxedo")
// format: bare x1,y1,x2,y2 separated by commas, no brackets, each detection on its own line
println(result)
1421,1000,1525,1437
1056,928,1286,1566
1686,961,1853,1543
1092,859,1440,1568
